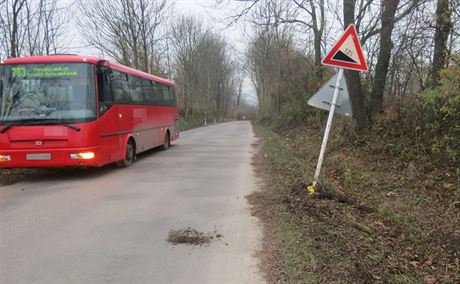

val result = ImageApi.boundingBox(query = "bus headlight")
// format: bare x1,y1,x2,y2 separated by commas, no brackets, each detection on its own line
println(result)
70,152,95,160
0,155,11,161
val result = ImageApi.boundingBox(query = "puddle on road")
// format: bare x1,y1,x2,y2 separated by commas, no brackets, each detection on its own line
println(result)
167,227,223,246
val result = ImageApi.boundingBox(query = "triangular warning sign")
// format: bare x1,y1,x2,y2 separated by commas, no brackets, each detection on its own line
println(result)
322,24,368,72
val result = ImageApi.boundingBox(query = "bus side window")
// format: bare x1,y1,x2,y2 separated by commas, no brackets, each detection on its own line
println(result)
152,82,164,105
160,85,170,106
129,76,144,104
111,71,130,103
168,86,177,106
141,79,154,105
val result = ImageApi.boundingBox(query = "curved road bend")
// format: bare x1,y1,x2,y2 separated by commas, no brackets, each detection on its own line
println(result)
0,121,263,284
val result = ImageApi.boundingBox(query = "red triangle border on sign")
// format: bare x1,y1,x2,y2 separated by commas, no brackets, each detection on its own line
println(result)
322,24,368,72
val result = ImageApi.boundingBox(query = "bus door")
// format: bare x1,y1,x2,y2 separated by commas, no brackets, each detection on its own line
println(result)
97,64,120,163
109,70,133,159
149,81,163,147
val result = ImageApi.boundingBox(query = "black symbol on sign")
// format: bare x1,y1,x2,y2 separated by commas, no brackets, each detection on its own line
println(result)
332,50,357,63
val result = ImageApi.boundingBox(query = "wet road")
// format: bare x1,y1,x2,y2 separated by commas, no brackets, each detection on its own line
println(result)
0,121,263,284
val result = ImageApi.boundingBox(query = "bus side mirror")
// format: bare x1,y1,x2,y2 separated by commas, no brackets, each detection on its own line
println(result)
97,61,112,82
100,103,108,114
97,63,114,116
99,99,113,116
100,68,111,81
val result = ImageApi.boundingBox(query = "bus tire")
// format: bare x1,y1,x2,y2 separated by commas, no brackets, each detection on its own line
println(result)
160,131,170,151
117,139,135,167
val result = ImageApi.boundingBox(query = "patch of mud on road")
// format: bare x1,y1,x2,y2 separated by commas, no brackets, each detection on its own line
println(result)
167,227,223,246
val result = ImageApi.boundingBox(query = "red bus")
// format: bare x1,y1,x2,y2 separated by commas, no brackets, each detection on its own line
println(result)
0,55,179,168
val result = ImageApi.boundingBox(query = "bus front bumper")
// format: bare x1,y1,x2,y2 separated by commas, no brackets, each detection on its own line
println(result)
0,146,105,168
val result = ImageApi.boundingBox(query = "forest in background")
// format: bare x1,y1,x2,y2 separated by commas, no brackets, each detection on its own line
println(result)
1,0,458,157
0,0,256,128
216,0,459,169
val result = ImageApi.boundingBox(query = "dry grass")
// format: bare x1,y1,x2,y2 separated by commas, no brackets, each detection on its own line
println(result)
250,123,459,283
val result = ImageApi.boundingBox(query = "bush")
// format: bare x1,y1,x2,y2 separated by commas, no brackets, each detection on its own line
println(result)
418,58,460,166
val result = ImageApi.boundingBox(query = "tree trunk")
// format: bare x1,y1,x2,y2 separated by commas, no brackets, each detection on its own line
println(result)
11,0,26,58
343,0,367,130
370,0,400,118
313,29,323,80
311,0,325,81
430,0,452,86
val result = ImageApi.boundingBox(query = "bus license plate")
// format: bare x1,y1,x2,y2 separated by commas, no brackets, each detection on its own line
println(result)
26,153,51,160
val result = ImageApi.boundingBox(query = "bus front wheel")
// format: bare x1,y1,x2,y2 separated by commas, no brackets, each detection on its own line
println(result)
117,139,135,167
160,132,170,151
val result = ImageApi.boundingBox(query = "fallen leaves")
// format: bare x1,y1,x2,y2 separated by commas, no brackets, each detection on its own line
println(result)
402,250,412,259
423,259,433,266
424,275,437,284
442,182,454,190
386,191,397,197
453,201,460,209
253,125,460,283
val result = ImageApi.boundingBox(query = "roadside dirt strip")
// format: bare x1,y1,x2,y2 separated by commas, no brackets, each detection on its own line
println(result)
0,121,265,283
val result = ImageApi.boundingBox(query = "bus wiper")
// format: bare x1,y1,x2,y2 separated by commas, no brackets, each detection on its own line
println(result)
61,124,81,132
0,125,13,134
0,120,35,134
35,120,81,132
0,120,81,134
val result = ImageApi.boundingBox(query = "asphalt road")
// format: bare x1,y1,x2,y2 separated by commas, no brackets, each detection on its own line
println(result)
0,121,263,284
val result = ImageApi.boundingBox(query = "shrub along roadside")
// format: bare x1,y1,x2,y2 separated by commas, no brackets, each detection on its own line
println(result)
177,115,204,132
418,63,460,166
251,124,459,283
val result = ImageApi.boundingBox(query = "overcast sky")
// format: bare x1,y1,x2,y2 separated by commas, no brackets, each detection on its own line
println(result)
174,0,249,50
69,0,249,55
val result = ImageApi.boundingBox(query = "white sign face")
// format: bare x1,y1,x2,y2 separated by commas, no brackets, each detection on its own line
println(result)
334,35,360,64
307,73,352,117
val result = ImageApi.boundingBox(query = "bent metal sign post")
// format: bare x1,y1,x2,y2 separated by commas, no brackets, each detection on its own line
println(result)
310,24,368,187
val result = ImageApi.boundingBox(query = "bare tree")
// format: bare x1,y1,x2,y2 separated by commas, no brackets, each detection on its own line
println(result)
217,0,434,128
342,0,426,128
171,16,237,121
384,4,434,102
216,0,326,80
0,0,70,58
246,21,315,122
343,0,367,129
171,16,204,119
369,0,400,118
0,0,26,57
78,0,172,74
430,0,453,86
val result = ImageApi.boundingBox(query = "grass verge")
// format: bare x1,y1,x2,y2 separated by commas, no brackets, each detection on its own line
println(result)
177,115,204,131
250,123,459,283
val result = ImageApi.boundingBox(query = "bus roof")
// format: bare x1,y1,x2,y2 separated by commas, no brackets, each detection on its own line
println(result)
1,54,175,87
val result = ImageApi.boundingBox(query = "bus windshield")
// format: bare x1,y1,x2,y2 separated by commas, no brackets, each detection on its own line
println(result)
0,63,96,124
